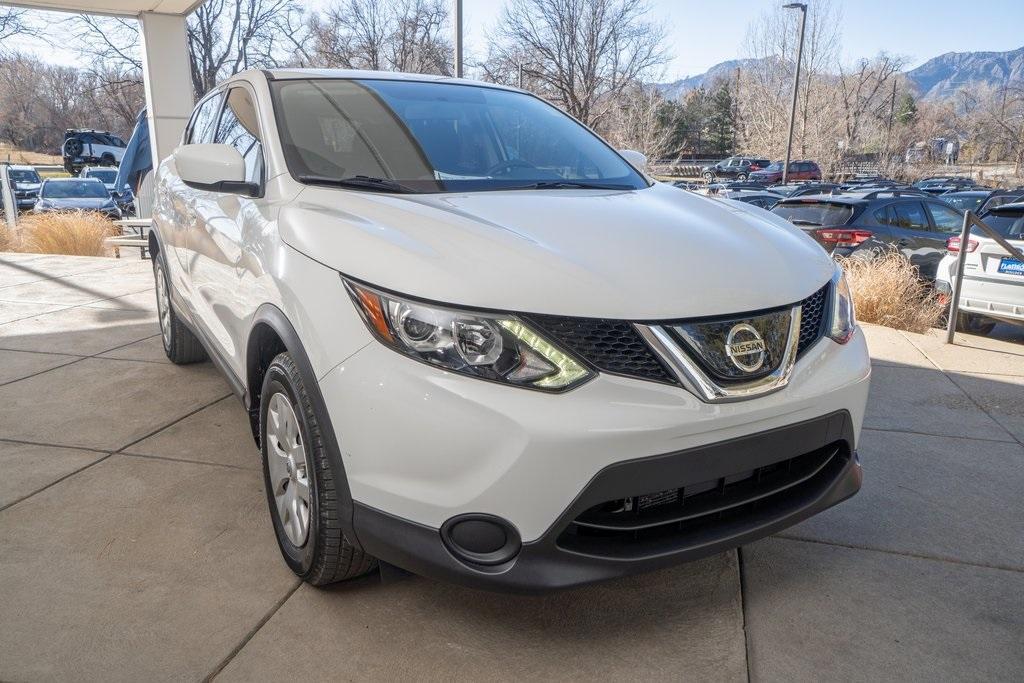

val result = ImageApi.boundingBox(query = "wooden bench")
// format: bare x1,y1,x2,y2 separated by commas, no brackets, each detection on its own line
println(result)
107,218,152,259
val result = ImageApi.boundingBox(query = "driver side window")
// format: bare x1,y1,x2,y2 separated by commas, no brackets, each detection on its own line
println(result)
187,93,223,145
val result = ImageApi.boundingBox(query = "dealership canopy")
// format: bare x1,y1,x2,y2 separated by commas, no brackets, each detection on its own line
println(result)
5,0,204,170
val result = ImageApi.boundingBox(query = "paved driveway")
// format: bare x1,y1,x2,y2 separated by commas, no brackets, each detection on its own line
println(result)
1,253,1022,682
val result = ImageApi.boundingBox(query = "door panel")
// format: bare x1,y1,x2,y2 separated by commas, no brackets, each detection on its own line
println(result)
186,85,267,376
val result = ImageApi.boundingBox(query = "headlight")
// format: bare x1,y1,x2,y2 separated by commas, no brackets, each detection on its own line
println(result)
343,279,593,392
829,267,856,344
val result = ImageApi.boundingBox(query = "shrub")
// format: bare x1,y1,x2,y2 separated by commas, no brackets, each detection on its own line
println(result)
837,248,943,334
18,211,116,257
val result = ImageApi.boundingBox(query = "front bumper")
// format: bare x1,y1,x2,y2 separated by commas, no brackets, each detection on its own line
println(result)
320,325,870,591
354,411,860,593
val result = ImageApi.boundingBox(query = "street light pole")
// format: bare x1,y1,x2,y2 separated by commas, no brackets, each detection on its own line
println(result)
782,2,807,184
453,0,463,78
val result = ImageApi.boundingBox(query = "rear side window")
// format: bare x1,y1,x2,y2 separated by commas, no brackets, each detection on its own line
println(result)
771,201,855,226
889,202,929,230
926,203,963,234
187,93,223,145
215,86,264,185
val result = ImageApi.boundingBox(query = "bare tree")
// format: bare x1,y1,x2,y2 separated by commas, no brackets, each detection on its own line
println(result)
484,0,668,129
0,8,38,49
603,83,678,160
836,53,906,155
300,0,451,74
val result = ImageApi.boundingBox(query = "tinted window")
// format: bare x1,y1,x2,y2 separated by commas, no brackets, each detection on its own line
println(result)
943,193,985,212
927,203,963,234
41,180,109,199
980,194,1024,214
765,162,783,171
772,201,855,226
976,212,1024,239
8,169,40,184
85,169,118,183
215,87,264,184
188,93,223,145
271,79,647,193
891,202,929,230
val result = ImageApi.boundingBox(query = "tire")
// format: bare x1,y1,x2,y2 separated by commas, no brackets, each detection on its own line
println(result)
957,312,996,336
736,173,748,181
703,172,715,181
100,154,115,167
260,352,376,586
152,257,207,364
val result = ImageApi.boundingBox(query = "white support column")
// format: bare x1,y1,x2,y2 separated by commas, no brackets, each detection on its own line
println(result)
138,12,194,172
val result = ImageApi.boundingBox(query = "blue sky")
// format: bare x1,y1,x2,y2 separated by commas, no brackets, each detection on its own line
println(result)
8,0,1024,79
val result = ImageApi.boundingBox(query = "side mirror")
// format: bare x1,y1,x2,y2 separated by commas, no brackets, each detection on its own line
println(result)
618,149,648,172
173,143,258,196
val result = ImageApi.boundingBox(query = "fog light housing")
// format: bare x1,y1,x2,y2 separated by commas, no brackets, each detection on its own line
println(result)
441,514,521,566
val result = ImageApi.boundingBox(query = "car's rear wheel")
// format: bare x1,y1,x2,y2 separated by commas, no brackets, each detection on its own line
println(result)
957,312,997,336
152,258,207,364
736,173,748,181
260,353,377,586
100,154,115,166
703,172,715,181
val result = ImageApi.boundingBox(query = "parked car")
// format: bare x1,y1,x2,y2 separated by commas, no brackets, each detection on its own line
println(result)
936,202,1024,334
913,176,977,195
701,156,772,181
80,165,135,214
151,69,868,592
62,129,127,174
940,188,1024,215
771,189,965,279
33,177,122,219
716,189,783,209
767,182,841,198
749,160,822,184
5,164,42,210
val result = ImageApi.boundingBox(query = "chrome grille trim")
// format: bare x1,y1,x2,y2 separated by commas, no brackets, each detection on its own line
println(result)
634,305,802,403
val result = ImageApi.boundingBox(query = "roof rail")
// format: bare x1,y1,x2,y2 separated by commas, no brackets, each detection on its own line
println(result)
860,189,927,199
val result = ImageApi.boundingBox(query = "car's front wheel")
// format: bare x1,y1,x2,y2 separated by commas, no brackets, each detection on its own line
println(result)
736,173,748,181
153,258,207,364
703,171,715,181
260,352,377,586
957,312,997,336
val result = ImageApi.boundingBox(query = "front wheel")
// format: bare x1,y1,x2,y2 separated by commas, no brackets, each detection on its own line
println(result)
260,353,376,586
736,173,748,181
702,172,715,181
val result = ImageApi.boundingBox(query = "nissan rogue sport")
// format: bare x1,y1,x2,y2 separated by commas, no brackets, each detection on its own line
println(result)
150,69,870,592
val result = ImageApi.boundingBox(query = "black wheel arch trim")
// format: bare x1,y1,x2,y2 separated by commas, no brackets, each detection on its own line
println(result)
246,302,362,550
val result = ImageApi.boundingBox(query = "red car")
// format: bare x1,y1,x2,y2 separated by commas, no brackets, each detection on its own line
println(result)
749,160,821,184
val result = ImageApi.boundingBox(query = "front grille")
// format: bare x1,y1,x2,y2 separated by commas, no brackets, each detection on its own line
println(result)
522,314,675,384
557,442,847,559
797,283,830,355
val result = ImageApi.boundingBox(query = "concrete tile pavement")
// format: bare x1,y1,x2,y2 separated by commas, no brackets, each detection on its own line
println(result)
1,256,1022,681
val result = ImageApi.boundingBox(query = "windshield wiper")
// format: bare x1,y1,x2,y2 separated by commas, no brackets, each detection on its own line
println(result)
510,180,635,191
297,174,418,194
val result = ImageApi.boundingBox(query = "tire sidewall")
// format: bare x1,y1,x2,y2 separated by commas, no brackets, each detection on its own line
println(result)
260,361,321,576
152,257,173,354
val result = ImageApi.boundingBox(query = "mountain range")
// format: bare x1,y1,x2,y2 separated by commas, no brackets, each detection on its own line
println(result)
658,45,1024,102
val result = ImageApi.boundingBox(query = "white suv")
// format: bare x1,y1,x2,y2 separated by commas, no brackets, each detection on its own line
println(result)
151,69,870,592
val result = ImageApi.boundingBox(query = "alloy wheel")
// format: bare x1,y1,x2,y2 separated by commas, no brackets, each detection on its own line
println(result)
266,392,312,547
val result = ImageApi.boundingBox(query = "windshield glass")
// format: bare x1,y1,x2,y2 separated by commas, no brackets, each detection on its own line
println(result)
763,162,782,171
85,169,118,183
942,194,984,212
771,201,855,226
9,170,40,184
41,180,110,199
975,211,1024,239
270,79,647,193
980,194,1024,213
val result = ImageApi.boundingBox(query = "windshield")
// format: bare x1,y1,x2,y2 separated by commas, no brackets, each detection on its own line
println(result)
763,162,782,171
9,170,40,184
771,201,855,226
975,211,1024,239
85,169,118,183
270,79,647,193
942,194,984,212
41,180,110,199
980,194,1024,214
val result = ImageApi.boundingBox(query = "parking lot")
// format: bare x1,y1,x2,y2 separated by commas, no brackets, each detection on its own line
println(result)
1,252,1022,681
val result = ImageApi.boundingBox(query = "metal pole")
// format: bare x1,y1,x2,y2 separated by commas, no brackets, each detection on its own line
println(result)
453,0,463,78
945,211,972,343
0,164,17,235
781,3,807,185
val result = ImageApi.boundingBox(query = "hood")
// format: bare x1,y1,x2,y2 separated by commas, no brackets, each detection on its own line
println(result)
280,181,833,319
39,197,114,209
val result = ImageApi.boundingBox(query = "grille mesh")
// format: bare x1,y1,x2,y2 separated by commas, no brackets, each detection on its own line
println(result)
797,283,830,355
522,315,675,383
